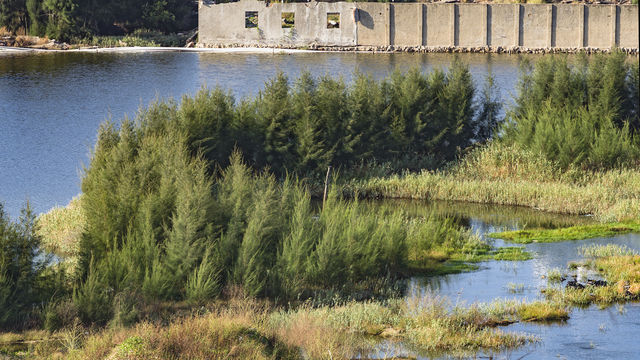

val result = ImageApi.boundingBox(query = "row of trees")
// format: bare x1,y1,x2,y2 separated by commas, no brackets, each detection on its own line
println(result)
73,63,494,324
504,51,639,169
0,0,195,40
133,61,498,180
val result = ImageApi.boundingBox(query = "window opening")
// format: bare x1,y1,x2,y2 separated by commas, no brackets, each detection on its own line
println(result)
282,12,295,28
327,13,340,29
245,11,258,28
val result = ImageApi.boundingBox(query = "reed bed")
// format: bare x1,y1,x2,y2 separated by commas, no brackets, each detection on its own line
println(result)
349,143,640,222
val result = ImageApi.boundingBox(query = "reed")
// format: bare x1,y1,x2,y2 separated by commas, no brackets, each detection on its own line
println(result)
349,143,640,222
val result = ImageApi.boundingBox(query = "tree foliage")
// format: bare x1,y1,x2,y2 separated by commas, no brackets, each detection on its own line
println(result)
0,0,196,40
504,52,639,170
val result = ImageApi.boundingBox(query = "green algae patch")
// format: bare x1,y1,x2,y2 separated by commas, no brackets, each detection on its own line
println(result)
489,222,640,243
492,246,532,261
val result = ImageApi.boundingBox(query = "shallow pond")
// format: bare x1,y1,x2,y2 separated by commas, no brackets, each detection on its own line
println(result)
367,200,640,360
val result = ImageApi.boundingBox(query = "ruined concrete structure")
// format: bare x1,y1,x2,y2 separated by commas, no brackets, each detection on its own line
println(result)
198,0,639,52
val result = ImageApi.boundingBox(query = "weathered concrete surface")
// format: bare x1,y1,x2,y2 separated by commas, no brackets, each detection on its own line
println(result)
488,4,517,47
586,5,614,49
619,5,639,48
521,5,550,48
554,5,582,48
425,4,453,47
391,4,422,47
458,4,487,47
198,1,639,52
199,0,357,47
356,3,389,46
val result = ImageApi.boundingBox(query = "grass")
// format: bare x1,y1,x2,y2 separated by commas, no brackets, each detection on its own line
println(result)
70,30,187,48
579,244,638,258
489,221,640,243
272,295,540,356
516,301,568,322
543,245,640,307
347,143,640,222
506,282,524,293
546,268,564,283
36,197,84,259
492,246,532,261
1,293,548,359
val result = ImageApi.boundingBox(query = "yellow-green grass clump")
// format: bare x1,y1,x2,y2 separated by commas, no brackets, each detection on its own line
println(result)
543,245,640,306
489,222,640,243
2,294,544,360
35,196,84,259
271,296,540,356
516,301,569,322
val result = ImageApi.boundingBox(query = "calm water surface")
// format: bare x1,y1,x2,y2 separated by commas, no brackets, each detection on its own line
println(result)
368,200,640,360
0,51,531,217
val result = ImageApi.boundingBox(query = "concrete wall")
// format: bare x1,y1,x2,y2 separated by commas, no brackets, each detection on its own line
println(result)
586,5,614,48
391,3,422,47
458,4,486,47
521,5,551,48
199,1,639,51
355,2,389,46
554,5,582,48
424,4,453,47
488,4,517,47
199,0,357,46
619,5,640,48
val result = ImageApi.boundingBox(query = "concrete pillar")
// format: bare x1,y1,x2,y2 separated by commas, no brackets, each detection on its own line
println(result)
514,4,521,47
611,5,617,47
483,4,488,46
418,3,424,46
451,4,457,47
387,3,392,46
580,5,586,47
547,5,553,48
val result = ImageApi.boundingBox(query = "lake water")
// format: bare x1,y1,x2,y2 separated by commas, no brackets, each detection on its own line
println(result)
0,50,532,218
368,200,640,360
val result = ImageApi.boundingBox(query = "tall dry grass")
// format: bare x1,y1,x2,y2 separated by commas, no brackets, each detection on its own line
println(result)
349,143,640,222
36,196,84,259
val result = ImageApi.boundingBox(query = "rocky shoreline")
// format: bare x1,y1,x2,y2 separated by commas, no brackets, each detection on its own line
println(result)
2,39,637,55
197,43,640,55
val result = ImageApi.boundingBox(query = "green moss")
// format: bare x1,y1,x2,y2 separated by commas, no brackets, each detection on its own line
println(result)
489,222,640,243
492,247,532,261
409,260,480,276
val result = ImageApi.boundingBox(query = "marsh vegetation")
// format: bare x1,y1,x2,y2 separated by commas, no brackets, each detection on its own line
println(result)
1,51,639,359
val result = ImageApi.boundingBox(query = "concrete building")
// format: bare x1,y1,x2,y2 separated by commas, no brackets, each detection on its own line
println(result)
198,0,639,52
